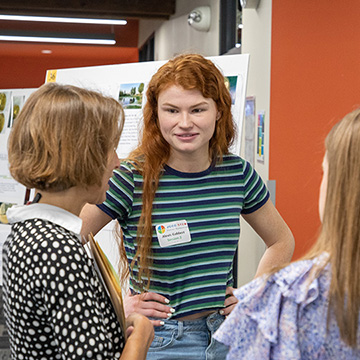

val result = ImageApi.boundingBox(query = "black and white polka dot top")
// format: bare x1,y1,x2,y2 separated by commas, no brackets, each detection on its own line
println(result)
3,204,125,359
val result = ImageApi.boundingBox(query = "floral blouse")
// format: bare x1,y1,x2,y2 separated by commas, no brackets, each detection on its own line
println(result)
214,253,360,359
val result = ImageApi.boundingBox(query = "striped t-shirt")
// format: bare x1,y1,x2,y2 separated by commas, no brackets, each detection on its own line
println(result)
98,154,269,318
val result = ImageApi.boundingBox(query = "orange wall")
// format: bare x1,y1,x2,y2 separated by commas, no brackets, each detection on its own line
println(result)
270,1,360,259
1,45,139,89
0,19,139,89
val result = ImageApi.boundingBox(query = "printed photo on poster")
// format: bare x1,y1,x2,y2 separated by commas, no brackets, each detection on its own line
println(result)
0,91,11,135
118,83,145,109
225,74,245,155
8,95,26,128
0,202,15,224
256,111,265,163
117,82,147,158
224,76,238,105
244,96,256,165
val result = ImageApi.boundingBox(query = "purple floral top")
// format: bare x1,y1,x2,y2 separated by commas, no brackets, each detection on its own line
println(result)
214,253,360,359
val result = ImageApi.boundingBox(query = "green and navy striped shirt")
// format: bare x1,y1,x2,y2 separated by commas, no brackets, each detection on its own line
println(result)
98,154,269,318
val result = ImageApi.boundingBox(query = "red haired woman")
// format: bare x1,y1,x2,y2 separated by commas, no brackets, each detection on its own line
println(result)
81,53,294,359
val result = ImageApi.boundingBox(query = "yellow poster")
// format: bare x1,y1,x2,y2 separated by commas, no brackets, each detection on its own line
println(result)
46,70,57,83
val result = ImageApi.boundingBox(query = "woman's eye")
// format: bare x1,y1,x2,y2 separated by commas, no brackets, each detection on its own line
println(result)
166,108,177,113
192,108,205,113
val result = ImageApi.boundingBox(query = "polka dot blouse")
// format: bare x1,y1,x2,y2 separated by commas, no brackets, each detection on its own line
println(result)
2,204,125,359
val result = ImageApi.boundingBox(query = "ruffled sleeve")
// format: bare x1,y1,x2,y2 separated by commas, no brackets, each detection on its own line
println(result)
214,253,330,360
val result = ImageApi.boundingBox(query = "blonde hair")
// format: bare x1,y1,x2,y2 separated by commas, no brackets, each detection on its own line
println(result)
8,82,124,191
122,53,235,289
316,108,360,346
271,108,360,346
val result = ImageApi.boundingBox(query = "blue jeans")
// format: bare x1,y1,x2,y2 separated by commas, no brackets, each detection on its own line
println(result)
146,312,229,360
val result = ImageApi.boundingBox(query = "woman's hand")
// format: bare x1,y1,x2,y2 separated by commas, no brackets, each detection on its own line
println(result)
219,286,238,316
121,313,154,360
124,290,175,326
125,312,154,344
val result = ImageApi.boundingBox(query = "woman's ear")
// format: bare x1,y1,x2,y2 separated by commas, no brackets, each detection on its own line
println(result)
216,112,221,121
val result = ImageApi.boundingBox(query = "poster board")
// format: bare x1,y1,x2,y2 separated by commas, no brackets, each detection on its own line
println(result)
45,54,249,158
44,55,250,269
0,88,36,218
0,88,36,284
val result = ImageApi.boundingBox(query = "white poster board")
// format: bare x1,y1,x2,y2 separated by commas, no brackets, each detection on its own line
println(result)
45,54,249,158
0,89,36,213
44,55,249,270
0,88,36,284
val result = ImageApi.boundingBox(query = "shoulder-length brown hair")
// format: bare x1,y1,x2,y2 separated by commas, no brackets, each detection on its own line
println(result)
125,53,235,289
8,82,124,192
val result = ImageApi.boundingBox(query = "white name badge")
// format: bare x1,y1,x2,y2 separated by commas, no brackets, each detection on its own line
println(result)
155,220,191,247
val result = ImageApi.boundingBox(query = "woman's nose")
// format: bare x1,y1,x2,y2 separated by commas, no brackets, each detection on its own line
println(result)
179,112,193,128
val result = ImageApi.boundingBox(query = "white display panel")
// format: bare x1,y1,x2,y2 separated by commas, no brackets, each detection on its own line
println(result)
43,55,250,272
46,54,249,158
0,89,36,213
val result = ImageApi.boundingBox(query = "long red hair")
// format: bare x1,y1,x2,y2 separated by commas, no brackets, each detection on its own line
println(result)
124,53,235,289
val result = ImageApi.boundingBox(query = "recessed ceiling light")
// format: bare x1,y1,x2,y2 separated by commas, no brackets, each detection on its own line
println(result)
41,50,52,54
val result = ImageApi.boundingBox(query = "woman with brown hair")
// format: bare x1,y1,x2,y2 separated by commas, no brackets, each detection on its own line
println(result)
3,83,154,359
214,109,360,359
80,53,294,359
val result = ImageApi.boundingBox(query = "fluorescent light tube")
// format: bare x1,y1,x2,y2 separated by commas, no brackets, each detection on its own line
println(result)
0,14,127,25
0,35,116,45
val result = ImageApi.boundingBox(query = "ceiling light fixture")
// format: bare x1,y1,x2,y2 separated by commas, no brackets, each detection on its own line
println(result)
0,31,116,45
0,14,127,25
0,35,115,45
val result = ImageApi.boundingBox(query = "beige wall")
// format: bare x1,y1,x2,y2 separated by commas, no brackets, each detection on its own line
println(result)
138,0,273,286
237,1,272,286
139,0,220,60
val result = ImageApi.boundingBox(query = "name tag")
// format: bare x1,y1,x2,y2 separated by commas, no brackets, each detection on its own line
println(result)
155,220,191,247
